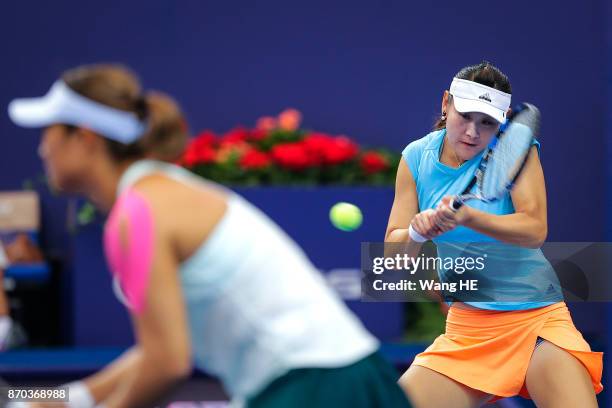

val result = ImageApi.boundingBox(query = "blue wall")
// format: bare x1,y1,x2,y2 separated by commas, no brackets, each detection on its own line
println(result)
607,0,612,237
0,0,607,241
605,0,612,405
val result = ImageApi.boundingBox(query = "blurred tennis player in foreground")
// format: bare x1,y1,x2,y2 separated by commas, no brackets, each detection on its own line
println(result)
8,64,411,408
385,62,602,407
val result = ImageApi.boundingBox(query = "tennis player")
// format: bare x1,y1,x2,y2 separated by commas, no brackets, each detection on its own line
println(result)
385,62,602,407
8,64,411,408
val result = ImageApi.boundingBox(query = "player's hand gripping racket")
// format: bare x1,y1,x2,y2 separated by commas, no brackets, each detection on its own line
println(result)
408,102,540,243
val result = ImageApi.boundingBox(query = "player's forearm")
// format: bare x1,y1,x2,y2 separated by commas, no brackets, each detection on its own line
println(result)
461,207,547,248
102,349,191,408
82,346,143,404
384,228,425,259
385,229,443,302
385,227,410,243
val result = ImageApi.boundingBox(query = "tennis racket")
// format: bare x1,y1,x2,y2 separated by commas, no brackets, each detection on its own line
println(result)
408,102,540,243
449,102,540,211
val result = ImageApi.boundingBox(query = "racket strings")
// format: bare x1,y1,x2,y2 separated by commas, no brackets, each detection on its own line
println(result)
455,103,540,207
479,123,534,198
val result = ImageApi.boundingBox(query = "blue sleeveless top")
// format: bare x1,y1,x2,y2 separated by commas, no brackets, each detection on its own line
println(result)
402,129,561,310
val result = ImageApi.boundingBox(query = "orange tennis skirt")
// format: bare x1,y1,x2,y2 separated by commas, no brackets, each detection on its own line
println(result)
411,302,603,402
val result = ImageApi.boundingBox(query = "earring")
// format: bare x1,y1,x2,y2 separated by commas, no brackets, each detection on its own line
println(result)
441,112,447,120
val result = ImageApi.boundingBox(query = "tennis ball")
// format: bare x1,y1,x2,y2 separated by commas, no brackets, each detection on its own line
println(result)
330,202,363,232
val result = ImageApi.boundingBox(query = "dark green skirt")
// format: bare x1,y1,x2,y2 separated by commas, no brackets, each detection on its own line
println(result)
247,352,412,407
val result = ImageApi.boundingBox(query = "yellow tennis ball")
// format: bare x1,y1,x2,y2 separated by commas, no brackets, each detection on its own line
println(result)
330,202,363,232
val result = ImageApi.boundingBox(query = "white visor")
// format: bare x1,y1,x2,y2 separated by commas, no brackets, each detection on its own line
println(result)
449,77,511,123
8,81,145,144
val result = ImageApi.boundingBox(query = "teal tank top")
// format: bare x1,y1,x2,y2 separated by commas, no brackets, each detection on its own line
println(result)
114,160,378,402
402,129,561,310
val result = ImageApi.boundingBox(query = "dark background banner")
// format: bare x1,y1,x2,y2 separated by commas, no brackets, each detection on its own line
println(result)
0,0,607,241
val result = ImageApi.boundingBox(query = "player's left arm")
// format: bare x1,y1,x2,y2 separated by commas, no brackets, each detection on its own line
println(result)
436,146,548,247
102,187,192,408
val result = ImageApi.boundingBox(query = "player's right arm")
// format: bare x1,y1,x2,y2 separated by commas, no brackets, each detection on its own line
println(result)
385,158,448,310
385,160,442,246
22,348,142,408
82,346,143,403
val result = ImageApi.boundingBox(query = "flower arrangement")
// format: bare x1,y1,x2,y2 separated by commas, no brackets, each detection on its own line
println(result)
179,109,400,186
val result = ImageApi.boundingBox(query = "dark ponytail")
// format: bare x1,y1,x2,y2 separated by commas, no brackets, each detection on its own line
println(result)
133,95,149,121
434,61,512,130
139,91,188,162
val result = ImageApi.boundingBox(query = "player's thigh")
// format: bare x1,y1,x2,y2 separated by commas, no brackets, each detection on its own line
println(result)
525,340,597,408
398,364,492,408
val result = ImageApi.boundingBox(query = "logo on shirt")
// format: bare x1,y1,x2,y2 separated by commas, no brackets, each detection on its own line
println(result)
478,93,492,103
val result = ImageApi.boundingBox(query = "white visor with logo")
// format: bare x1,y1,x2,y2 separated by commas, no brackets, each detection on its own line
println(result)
449,77,511,123
8,81,145,144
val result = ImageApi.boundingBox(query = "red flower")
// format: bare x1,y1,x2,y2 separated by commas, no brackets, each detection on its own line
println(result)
216,141,251,163
221,127,250,144
360,151,389,174
324,136,359,164
249,128,268,141
192,130,217,149
270,142,319,170
239,149,271,170
302,133,359,165
256,116,277,131
180,131,218,166
277,108,302,132
182,144,216,166
302,133,333,152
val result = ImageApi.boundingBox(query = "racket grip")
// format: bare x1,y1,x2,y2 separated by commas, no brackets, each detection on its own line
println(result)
408,225,427,243
450,197,464,212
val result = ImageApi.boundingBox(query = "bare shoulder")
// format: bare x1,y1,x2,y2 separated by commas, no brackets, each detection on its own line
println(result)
133,173,227,213
128,173,228,258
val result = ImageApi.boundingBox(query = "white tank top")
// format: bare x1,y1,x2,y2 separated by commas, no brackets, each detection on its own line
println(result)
115,160,378,399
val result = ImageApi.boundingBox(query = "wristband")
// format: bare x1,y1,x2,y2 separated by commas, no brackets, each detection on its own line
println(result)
408,225,427,243
66,381,95,408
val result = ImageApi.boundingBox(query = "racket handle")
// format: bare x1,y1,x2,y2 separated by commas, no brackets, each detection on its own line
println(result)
408,225,427,243
450,197,464,212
